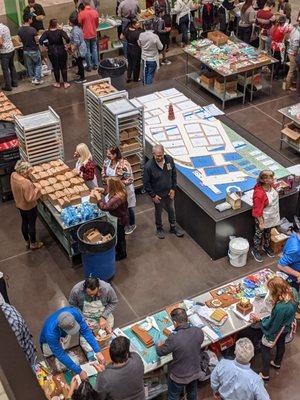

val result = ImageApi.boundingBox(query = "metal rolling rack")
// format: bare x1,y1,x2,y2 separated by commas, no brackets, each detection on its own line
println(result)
83,78,127,166
14,107,64,165
102,98,145,188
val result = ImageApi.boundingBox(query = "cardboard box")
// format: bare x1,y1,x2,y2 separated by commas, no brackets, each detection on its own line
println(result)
200,72,216,88
84,228,102,244
281,122,300,150
207,31,228,46
226,192,241,210
214,77,237,93
270,232,289,254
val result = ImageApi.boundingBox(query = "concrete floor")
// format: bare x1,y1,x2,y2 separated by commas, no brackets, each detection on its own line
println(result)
1,52,300,399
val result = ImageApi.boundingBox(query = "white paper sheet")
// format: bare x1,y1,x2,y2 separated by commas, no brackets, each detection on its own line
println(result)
166,126,180,136
185,124,201,133
146,116,161,125
169,147,188,156
138,93,160,103
81,363,98,376
151,108,164,116
153,131,167,141
171,95,189,104
177,100,196,110
165,140,185,147
256,154,268,161
208,136,224,145
191,137,209,147
262,159,275,166
203,125,220,136
202,104,225,117
269,164,280,171
250,150,261,156
160,88,181,97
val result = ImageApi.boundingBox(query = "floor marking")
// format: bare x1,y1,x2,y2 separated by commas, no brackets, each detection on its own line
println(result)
252,106,282,125
112,282,140,319
0,250,31,264
135,207,154,215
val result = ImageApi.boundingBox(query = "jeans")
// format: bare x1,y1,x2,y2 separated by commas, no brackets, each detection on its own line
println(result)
261,332,287,376
238,26,252,44
75,56,85,80
143,60,157,85
155,196,176,230
253,218,271,250
23,50,42,81
0,50,18,89
85,38,98,69
18,207,38,243
168,378,198,400
179,14,190,44
128,207,135,226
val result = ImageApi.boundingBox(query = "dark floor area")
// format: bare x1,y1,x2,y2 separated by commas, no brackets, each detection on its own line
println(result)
1,52,300,399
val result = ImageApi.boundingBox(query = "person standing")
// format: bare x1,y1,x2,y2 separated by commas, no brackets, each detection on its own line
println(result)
78,0,99,72
251,170,280,262
154,0,172,65
173,0,200,47
211,338,270,400
270,16,291,79
95,336,145,400
251,277,297,381
69,277,118,332
23,0,45,32
0,294,36,365
40,307,104,380
98,177,129,261
0,22,18,91
102,147,136,235
10,160,43,250
69,15,87,83
74,143,97,189
118,0,140,58
124,19,143,83
143,144,183,239
237,0,257,44
138,20,163,85
256,0,276,50
39,19,70,89
156,308,204,400
18,14,43,85
285,14,300,92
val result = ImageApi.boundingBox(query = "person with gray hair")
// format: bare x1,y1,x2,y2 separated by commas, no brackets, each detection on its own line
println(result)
10,160,43,250
143,144,184,239
210,338,270,400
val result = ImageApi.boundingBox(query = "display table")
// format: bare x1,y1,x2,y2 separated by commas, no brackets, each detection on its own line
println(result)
128,80,299,259
278,103,300,154
184,37,277,108
37,200,106,259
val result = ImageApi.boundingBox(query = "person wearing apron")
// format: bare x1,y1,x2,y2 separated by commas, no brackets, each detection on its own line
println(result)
74,143,98,190
252,170,280,263
102,147,137,235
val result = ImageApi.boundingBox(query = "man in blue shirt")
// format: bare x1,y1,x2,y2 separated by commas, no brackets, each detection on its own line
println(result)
40,307,104,380
210,338,270,400
277,227,300,290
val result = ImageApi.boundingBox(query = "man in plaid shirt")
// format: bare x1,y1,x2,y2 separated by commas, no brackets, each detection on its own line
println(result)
0,294,35,364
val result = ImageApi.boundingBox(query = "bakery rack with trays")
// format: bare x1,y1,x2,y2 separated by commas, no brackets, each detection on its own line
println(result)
14,107,64,166
83,78,127,166
102,98,145,189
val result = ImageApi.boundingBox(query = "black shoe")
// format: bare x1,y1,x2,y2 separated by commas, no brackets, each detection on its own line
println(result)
92,65,98,70
156,228,165,239
170,226,184,237
12,83,18,87
116,253,127,261
251,248,263,262
126,79,132,83
262,245,275,258
1,86,12,91
85,67,91,72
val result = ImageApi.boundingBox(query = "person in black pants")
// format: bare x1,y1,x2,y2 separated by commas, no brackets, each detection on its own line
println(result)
39,19,70,88
0,22,18,91
143,144,184,239
124,19,143,83
69,15,87,83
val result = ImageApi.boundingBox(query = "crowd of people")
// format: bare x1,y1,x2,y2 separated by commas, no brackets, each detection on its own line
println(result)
1,272,299,400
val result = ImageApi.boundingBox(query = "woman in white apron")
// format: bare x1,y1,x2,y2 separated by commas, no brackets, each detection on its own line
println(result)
252,170,280,263
74,143,98,190
102,147,136,235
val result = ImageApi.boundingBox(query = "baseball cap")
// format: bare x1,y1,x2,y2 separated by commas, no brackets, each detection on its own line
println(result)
57,312,80,335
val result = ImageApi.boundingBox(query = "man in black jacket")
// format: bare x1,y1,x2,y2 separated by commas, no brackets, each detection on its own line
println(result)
143,144,183,239
156,308,204,400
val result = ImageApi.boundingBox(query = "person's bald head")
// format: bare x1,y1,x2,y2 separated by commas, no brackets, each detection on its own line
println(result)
152,144,164,163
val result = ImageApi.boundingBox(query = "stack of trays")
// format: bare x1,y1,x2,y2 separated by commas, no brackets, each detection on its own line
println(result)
14,107,64,165
83,78,127,166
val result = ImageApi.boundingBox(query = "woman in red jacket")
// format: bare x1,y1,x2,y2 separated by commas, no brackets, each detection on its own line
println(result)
74,143,97,189
251,170,280,262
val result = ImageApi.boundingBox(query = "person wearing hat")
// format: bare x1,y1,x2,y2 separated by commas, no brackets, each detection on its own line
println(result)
10,160,43,250
40,307,104,379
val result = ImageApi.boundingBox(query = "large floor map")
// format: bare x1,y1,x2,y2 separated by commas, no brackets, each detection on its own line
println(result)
131,88,288,202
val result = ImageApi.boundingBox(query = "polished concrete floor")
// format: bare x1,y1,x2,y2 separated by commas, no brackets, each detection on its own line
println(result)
1,52,300,399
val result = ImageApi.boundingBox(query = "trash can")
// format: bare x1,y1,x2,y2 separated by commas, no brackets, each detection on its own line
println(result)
77,220,116,281
98,58,127,90
228,237,249,268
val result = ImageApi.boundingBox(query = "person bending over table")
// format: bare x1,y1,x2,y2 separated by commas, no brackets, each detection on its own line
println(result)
211,338,270,400
156,308,204,400
277,223,300,292
251,170,280,263
69,277,118,332
251,276,297,381
143,144,184,240
40,307,104,380
95,336,145,400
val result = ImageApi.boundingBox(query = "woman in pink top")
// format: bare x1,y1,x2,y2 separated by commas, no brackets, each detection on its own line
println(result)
270,15,292,79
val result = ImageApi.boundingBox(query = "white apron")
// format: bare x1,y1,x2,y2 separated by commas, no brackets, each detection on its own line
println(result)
104,160,117,178
75,160,98,189
263,188,280,229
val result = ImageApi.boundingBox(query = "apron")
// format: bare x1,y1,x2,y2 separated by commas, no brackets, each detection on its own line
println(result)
126,183,136,208
105,160,117,177
75,160,98,189
263,188,280,229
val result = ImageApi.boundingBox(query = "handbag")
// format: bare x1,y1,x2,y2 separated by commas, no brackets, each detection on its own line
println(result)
261,326,285,348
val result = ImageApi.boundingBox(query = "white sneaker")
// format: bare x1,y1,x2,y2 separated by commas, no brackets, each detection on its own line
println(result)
35,80,44,85
125,225,137,235
161,60,172,65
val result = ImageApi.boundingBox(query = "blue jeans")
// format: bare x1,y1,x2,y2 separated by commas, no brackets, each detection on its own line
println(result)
23,50,42,81
143,60,157,85
85,38,98,69
168,378,198,400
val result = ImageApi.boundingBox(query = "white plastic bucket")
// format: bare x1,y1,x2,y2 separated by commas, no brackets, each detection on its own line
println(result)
228,237,249,267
